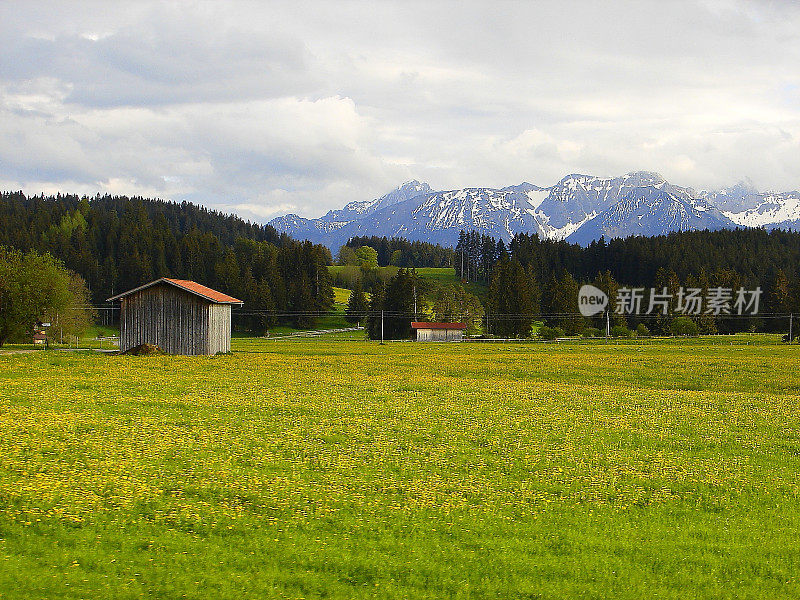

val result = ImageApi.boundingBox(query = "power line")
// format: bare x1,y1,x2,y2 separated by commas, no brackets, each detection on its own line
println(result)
83,303,796,322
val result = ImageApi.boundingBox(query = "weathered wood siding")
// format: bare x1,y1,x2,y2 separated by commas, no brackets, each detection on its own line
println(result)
119,284,226,355
207,303,232,354
415,328,464,342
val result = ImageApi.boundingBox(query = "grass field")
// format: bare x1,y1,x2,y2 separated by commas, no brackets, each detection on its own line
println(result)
1,336,799,598
332,286,352,305
409,267,487,299
329,266,487,299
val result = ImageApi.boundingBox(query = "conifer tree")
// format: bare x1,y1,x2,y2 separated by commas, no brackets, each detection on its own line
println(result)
366,281,386,340
546,270,583,335
489,257,537,338
345,279,369,326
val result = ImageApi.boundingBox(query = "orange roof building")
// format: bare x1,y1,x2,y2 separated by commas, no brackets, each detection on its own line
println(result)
108,278,243,355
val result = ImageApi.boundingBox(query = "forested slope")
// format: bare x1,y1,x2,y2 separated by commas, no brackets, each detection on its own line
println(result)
0,192,333,330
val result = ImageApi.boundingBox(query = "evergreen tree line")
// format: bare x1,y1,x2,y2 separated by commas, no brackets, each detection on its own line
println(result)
342,228,800,339
344,236,454,267
364,269,425,340
484,228,800,338
509,228,800,291
531,267,785,337
342,268,483,340
0,192,334,331
455,230,508,283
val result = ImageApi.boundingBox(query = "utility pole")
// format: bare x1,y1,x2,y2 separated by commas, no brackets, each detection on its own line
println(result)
790,313,794,343
381,309,384,344
606,310,610,339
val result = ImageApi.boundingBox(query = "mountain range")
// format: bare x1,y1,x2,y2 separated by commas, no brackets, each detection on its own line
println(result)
269,173,800,249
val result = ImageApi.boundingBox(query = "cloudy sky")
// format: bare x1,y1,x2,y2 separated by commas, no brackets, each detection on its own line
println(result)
2,1,799,221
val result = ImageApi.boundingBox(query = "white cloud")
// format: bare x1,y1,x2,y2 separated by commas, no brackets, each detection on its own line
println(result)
229,203,298,220
1,0,799,219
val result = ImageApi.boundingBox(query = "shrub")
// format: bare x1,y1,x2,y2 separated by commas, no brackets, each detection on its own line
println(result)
636,323,651,337
0,247,92,346
611,325,633,338
538,326,565,340
582,327,603,338
670,316,700,337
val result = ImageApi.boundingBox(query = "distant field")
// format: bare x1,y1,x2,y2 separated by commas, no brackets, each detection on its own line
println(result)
329,265,460,281
413,267,487,297
1,337,799,598
329,265,487,298
332,286,352,305
410,266,456,280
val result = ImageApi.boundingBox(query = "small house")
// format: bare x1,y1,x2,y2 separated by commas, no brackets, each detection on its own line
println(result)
411,322,467,342
33,331,47,345
108,278,243,355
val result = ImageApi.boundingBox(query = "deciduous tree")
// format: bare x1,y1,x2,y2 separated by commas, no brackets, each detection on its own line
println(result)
0,247,87,346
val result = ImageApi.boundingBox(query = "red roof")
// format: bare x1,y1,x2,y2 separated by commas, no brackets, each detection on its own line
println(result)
411,322,467,330
107,278,243,304
162,279,243,303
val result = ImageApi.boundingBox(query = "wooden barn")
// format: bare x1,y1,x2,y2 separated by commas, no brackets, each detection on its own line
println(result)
411,322,467,342
108,278,243,355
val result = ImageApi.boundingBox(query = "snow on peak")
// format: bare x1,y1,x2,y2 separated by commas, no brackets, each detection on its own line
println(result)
525,189,549,209
724,192,800,227
269,174,800,249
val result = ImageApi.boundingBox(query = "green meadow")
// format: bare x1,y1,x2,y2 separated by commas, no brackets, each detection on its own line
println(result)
1,336,799,598
328,266,487,299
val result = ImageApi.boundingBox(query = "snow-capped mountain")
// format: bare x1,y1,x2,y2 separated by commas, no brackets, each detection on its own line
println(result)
694,180,800,230
268,173,800,248
566,187,734,245
329,184,553,248
720,191,800,231
327,180,432,221
272,183,553,248
700,179,762,213
533,171,692,239
269,180,431,242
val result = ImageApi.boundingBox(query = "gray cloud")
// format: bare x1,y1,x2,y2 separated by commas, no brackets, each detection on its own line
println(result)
1,0,799,218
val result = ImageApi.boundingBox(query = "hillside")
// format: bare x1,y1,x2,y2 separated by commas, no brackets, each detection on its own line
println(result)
0,191,334,330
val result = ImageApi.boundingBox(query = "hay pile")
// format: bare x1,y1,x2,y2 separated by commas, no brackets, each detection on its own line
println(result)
122,344,164,356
